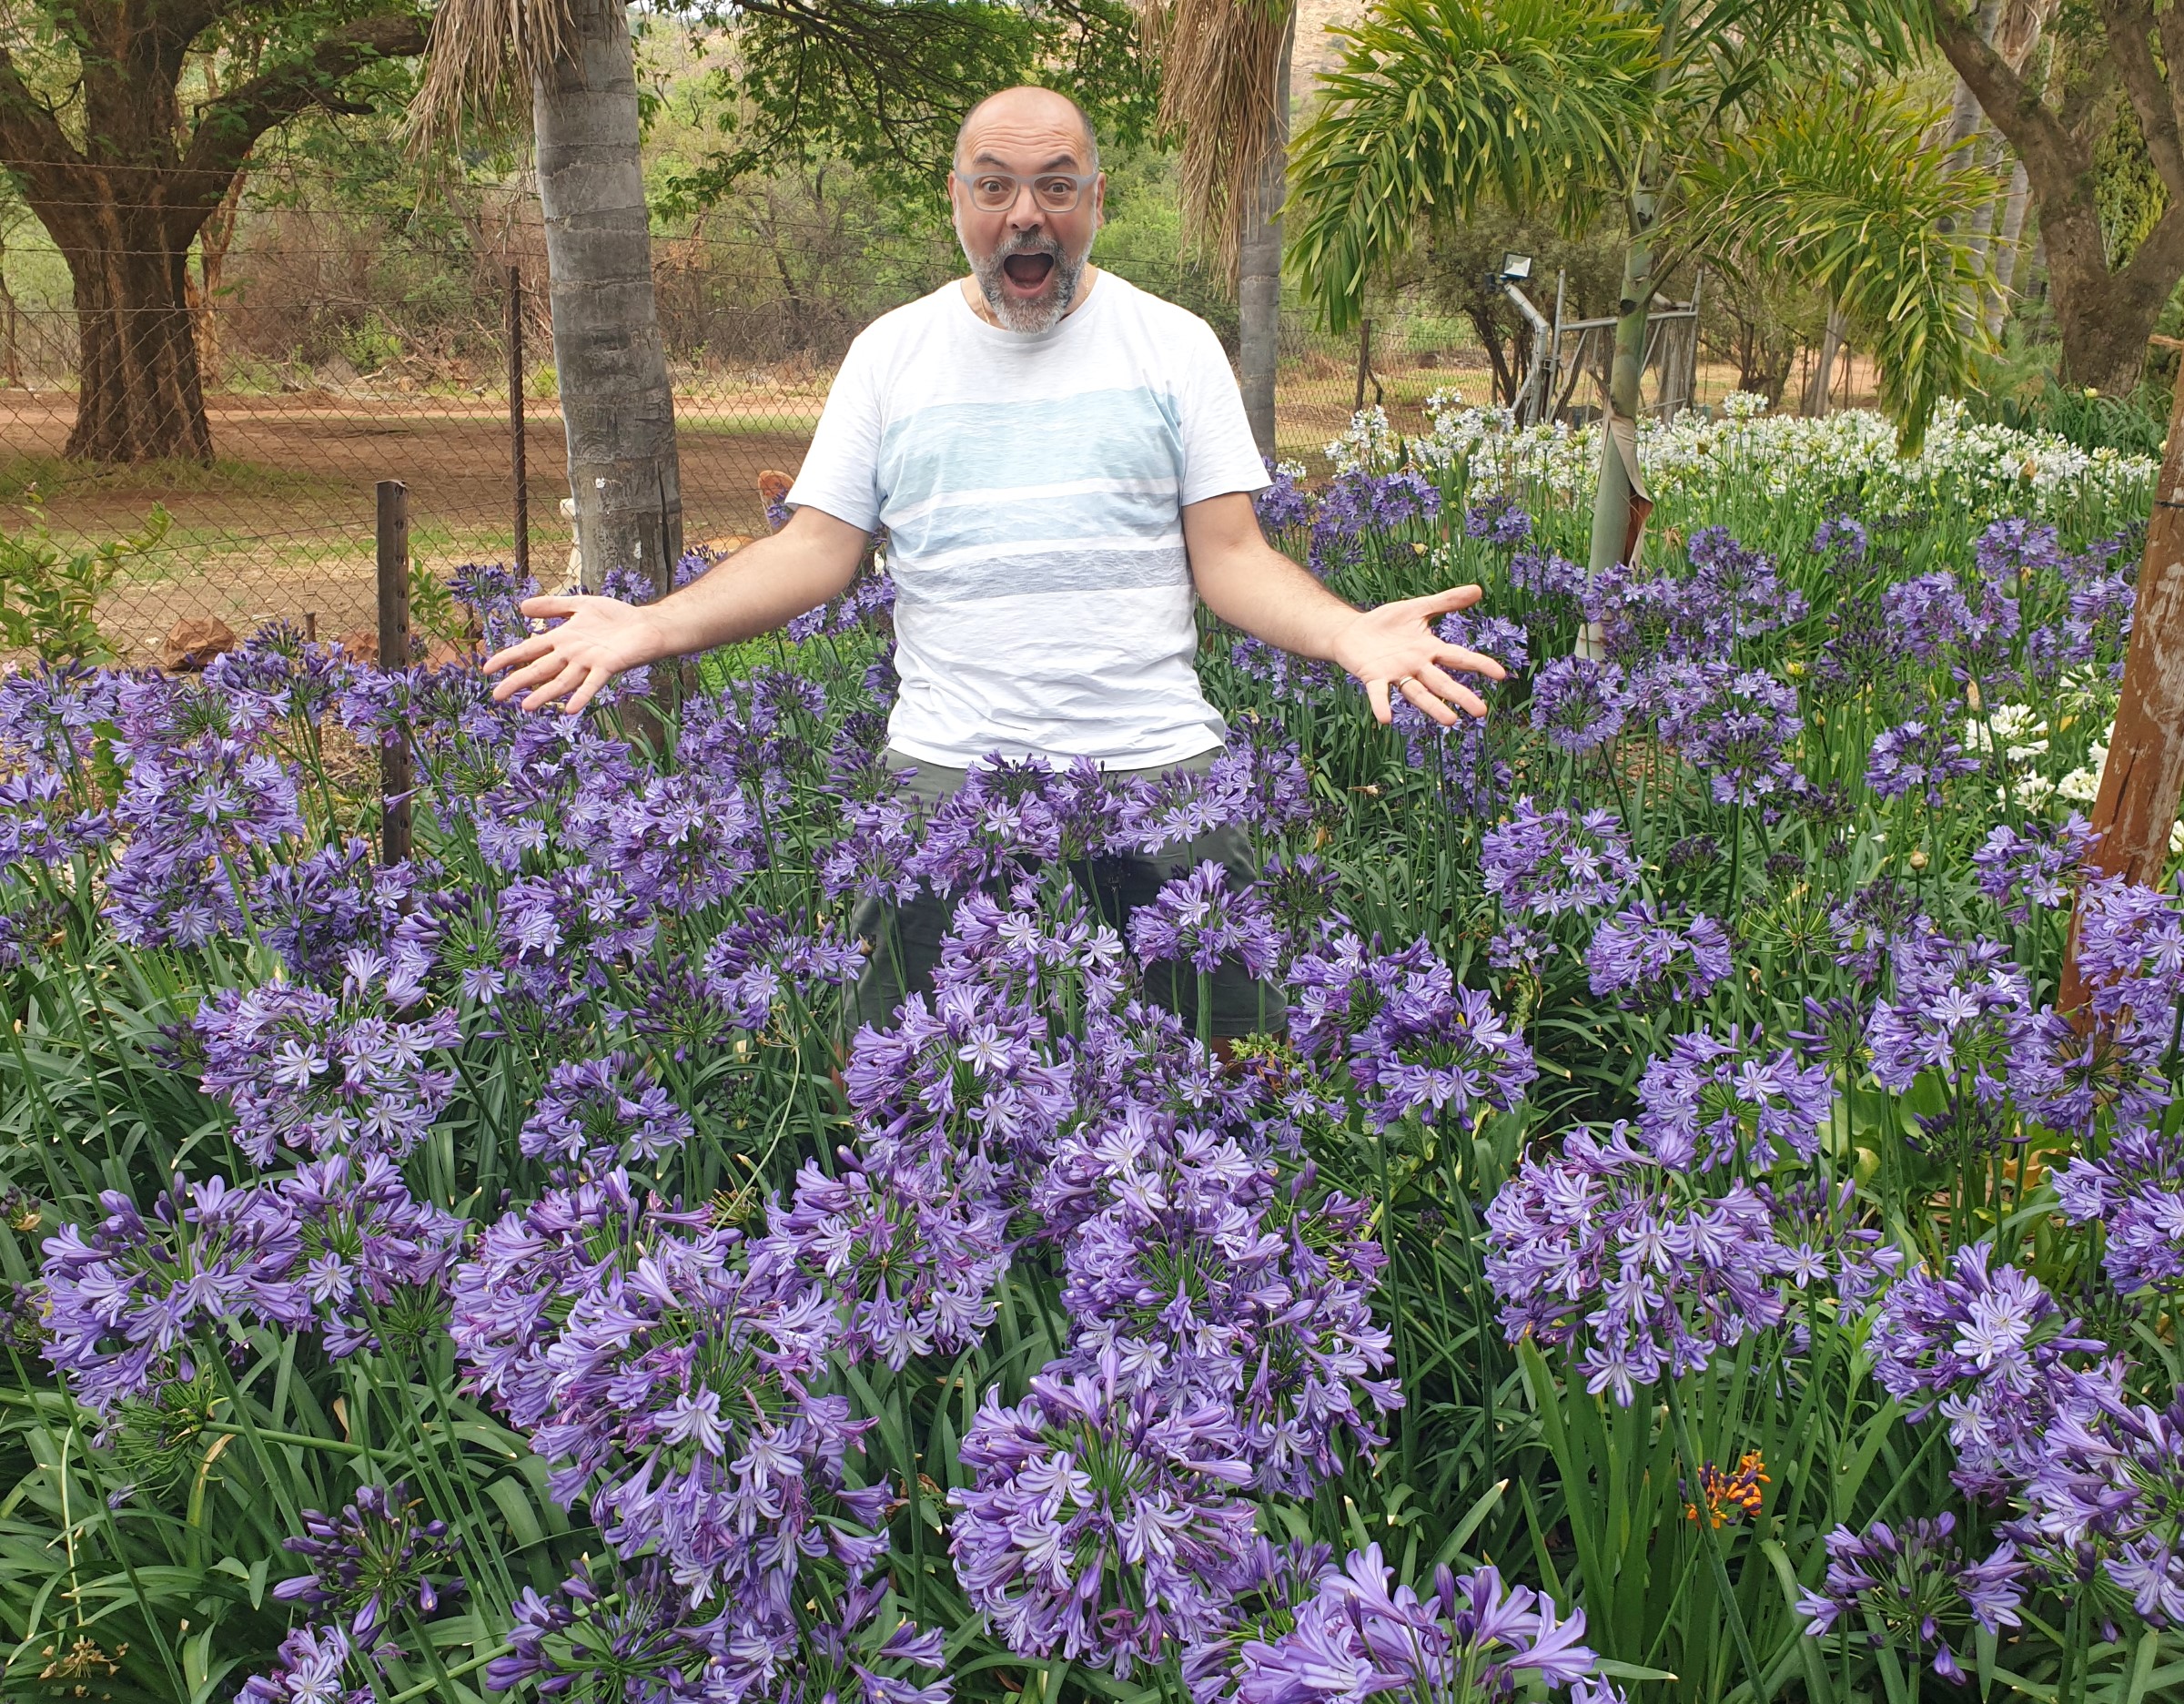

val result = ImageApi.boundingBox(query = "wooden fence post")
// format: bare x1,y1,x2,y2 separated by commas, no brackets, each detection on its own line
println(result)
509,266,530,577
376,479,413,866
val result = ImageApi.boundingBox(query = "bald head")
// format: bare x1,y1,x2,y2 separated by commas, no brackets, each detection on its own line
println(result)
954,86,1098,173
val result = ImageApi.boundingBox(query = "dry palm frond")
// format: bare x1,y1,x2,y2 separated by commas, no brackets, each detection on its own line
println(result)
410,0,577,150
1990,0,2052,73
1138,0,1292,289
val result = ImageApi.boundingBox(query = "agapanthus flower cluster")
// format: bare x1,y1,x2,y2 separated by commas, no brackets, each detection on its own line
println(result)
1288,931,1536,1131
516,1052,695,1170
2068,874,2184,1023
1634,1027,1830,1172
1128,862,1283,981
1864,932,2033,1107
238,1624,370,1704
195,969,461,1165
42,1175,311,1415
2055,1125,2184,1296
1060,1130,1399,1494
1481,798,1640,918
948,1348,1259,1677
1866,1245,2103,1496
276,1152,466,1357
1866,717,1978,805
1484,1122,1794,1403
274,1482,463,1642
1653,663,1803,806
1528,656,1631,753
1229,1544,1603,1704
1972,815,2095,925
766,1151,1014,1368
1584,903,1734,1011
2009,1382,2184,1628
1796,1514,2025,1682
449,1172,885,1620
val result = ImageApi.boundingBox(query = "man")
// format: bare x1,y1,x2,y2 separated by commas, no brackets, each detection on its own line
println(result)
485,84,1505,1036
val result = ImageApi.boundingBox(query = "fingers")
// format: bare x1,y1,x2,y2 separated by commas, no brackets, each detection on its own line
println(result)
518,594,580,620
1365,676,1393,725
560,665,612,717
521,658,591,713
489,650,571,704
1410,583,1485,617
1405,663,1489,722
482,634,551,677
1436,643,1509,682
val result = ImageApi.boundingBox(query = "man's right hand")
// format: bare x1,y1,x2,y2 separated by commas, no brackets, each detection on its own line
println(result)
484,594,671,715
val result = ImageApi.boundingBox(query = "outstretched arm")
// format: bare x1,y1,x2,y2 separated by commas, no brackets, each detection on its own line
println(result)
484,504,873,715
1182,490,1507,726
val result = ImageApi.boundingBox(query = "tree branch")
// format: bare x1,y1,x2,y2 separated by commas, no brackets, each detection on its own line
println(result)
2098,0,2184,203
169,13,425,237
1931,0,2088,210
0,38,86,204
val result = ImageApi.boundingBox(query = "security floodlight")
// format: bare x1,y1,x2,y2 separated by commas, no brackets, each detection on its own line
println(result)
1500,251,1533,281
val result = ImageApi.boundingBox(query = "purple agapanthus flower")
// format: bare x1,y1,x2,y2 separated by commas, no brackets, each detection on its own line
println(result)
1484,1121,1795,1404
1972,815,2095,926
1129,862,1284,980
1796,1513,2025,1683
1230,1543,1602,1704
517,1052,695,1170
1529,657,1631,754
1866,1243,2104,1496
1653,663,1803,806
1866,718,1977,806
2055,1124,2184,1296
274,1483,462,1642
1865,932,2033,1107
948,1348,1259,1678
1634,1027,1832,1172
1288,932,1536,1131
1481,798,1640,918
2009,1381,2184,1628
238,1624,370,1704
1464,493,1532,544
1584,904,1733,1011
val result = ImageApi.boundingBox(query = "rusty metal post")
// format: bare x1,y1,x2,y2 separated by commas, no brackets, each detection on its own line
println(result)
376,480,413,866
2061,336,2184,1012
1353,317,1372,415
509,265,530,576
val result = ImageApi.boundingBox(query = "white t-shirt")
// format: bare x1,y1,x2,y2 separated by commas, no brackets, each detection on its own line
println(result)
786,272,1270,768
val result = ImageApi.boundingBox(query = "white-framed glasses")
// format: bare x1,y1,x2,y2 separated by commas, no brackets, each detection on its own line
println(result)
954,168,1097,214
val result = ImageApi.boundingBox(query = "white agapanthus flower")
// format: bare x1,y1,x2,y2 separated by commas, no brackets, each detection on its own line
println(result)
1965,704,2050,765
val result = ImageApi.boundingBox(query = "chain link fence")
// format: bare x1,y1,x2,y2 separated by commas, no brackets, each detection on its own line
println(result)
0,201,1754,665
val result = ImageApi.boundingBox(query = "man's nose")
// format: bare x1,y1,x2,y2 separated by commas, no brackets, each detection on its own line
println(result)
1004,184,1048,226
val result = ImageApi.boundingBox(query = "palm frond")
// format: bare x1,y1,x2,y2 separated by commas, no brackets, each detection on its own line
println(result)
1684,82,2000,451
1140,0,1293,288
410,0,576,149
1285,0,1657,332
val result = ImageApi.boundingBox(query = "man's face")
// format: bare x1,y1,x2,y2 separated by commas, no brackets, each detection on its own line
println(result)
950,95,1104,334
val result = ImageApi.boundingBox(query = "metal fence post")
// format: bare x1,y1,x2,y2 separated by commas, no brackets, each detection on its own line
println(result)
508,266,530,576
376,479,413,866
1353,317,1372,415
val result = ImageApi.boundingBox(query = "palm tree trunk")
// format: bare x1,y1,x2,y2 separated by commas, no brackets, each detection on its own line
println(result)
1237,5,1294,462
1577,175,1658,660
533,0,682,593
1804,303,1846,415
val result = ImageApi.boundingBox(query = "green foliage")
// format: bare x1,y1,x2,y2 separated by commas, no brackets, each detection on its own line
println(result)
1286,0,1658,332
657,0,1158,210
0,504,167,664
1683,82,1998,451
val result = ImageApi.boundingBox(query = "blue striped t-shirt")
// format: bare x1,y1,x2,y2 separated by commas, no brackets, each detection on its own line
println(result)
785,273,1270,768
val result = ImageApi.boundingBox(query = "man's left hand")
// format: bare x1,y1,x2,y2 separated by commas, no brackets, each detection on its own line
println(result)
1330,583,1509,726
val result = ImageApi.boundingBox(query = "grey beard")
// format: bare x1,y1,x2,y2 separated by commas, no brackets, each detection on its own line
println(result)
966,233,1087,333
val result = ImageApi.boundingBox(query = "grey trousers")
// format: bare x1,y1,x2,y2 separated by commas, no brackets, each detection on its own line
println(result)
848,746,1287,1038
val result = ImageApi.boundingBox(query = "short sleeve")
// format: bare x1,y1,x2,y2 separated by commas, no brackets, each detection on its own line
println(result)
1178,318,1272,506
786,332,884,532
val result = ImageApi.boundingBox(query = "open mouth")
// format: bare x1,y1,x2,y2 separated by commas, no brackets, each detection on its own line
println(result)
1001,252,1056,292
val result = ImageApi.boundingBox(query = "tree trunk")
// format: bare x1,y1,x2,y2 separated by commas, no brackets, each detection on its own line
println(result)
1987,159,2032,334
1237,5,1294,462
532,0,682,593
61,214,212,462
2060,346,2184,1011
1804,303,1845,415
1577,188,1656,661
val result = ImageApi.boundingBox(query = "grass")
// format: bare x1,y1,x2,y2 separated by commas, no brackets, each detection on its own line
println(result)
0,452,345,505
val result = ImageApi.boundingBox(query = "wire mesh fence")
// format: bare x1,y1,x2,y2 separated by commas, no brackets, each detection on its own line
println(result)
0,206,1762,666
